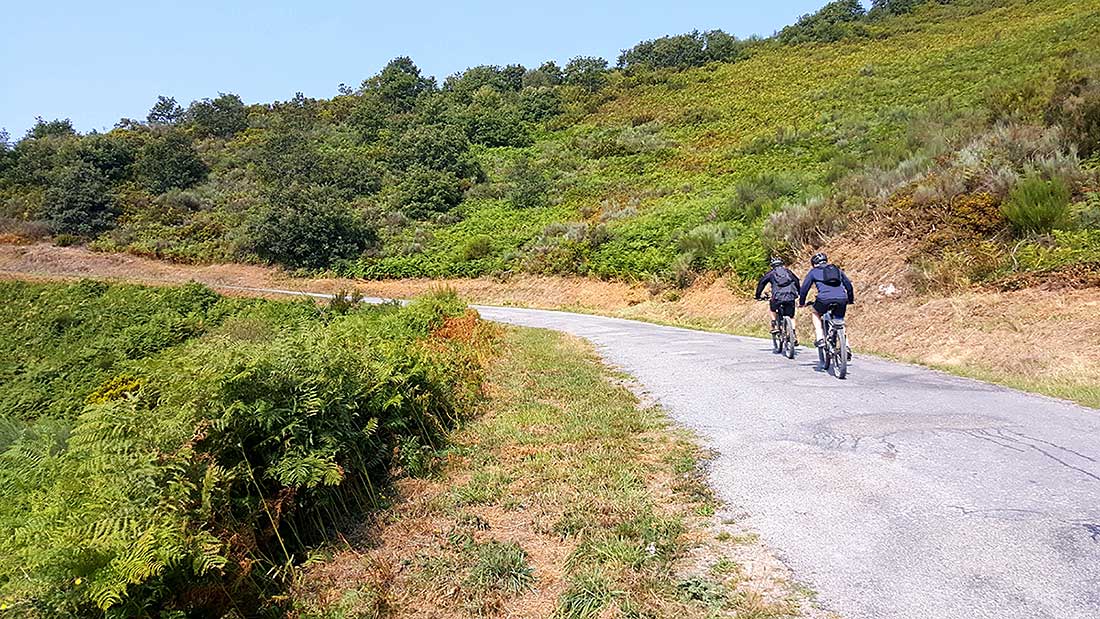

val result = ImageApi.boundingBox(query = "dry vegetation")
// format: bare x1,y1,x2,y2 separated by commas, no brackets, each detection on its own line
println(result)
3,242,1096,409
290,328,826,619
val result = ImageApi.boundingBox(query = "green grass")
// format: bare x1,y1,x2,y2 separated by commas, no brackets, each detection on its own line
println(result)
297,325,808,617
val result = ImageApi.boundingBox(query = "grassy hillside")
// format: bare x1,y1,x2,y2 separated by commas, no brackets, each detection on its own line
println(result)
0,281,493,617
1,0,1098,292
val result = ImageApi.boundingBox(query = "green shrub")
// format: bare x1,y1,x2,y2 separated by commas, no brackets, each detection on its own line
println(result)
0,284,488,617
42,163,117,236
250,190,376,269
462,234,494,261
505,155,550,209
1002,174,1072,236
393,167,464,219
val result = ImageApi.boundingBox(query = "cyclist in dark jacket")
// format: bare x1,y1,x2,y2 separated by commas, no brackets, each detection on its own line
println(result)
799,252,854,348
755,257,800,335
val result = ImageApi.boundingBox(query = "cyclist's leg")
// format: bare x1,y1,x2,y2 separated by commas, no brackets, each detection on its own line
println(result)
768,300,781,333
810,299,827,344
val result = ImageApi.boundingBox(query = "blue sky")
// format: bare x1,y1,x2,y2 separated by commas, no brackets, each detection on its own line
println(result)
1,0,831,140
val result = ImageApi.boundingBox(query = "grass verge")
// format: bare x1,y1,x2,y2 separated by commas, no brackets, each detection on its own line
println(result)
292,326,820,618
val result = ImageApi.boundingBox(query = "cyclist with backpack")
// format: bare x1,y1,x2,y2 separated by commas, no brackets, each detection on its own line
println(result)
798,252,854,349
755,257,801,336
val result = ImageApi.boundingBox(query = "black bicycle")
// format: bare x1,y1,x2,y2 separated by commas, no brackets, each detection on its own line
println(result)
817,303,849,379
759,295,797,360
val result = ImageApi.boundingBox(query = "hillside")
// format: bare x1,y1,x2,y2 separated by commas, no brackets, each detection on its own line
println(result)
2,0,1098,295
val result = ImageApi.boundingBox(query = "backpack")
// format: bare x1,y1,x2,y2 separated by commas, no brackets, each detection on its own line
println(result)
771,268,799,302
821,264,843,286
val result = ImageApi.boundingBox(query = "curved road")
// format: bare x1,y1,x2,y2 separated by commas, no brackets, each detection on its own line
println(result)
9,278,1100,618
470,305,1100,619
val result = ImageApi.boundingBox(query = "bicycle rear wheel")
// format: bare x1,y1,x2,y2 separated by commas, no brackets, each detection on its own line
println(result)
783,317,796,359
834,328,848,379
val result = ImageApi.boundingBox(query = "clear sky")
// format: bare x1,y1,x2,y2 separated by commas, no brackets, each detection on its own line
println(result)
1,0,833,140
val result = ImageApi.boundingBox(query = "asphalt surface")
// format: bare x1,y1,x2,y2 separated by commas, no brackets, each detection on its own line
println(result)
19,272,1095,618
471,305,1100,619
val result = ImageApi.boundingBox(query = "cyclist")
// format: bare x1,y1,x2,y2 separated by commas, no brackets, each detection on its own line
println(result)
755,257,800,337
798,252,854,349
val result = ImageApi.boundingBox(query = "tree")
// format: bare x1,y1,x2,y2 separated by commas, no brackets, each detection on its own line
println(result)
523,61,563,88
778,0,868,44
361,57,436,113
392,167,464,219
146,96,184,126
250,187,376,268
135,131,207,193
389,124,480,180
42,162,116,235
0,129,10,175
186,93,249,139
564,56,609,92
519,88,563,122
870,0,933,16
444,64,526,101
26,118,76,139
455,89,532,147
77,132,137,183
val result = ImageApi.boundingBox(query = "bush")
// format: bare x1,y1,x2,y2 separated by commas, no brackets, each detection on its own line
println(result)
462,235,493,261
393,167,464,219
251,191,376,269
134,131,207,194
778,0,867,45
42,163,117,236
762,196,848,256
1002,174,1072,236
505,155,550,209
0,283,490,617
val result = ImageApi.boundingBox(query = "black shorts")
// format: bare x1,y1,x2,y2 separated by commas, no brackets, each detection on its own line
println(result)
812,299,847,319
770,300,795,318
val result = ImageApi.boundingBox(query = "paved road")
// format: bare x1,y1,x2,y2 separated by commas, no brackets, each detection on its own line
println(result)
9,274,1098,617
472,305,1100,619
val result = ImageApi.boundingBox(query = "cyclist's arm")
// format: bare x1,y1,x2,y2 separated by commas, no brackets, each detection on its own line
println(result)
754,273,770,299
798,271,815,305
790,269,802,292
842,273,854,303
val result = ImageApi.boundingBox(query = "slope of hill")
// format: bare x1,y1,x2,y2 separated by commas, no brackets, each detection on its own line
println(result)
2,0,1098,294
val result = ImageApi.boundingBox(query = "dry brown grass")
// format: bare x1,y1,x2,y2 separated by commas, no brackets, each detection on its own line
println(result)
290,328,820,618
2,241,1096,407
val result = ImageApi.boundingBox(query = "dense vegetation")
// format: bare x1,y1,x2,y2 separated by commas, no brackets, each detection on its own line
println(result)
0,281,492,617
1,0,1098,292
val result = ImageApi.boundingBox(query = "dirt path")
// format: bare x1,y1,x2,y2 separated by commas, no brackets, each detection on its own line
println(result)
2,242,1098,406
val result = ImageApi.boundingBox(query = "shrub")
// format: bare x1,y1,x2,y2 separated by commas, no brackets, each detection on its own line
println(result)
1075,191,1100,229
0,284,490,617
42,163,117,236
393,167,464,219
762,196,847,256
462,235,493,261
678,223,737,258
251,191,376,269
1002,174,1072,236
134,131,207,194
505,155,550,209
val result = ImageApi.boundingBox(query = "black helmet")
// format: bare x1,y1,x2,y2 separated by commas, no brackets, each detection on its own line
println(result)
769,257,784,268
811,252,828,267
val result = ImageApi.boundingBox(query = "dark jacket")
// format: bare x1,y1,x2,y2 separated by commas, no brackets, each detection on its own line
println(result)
799,265,854,305
755,267,801,301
